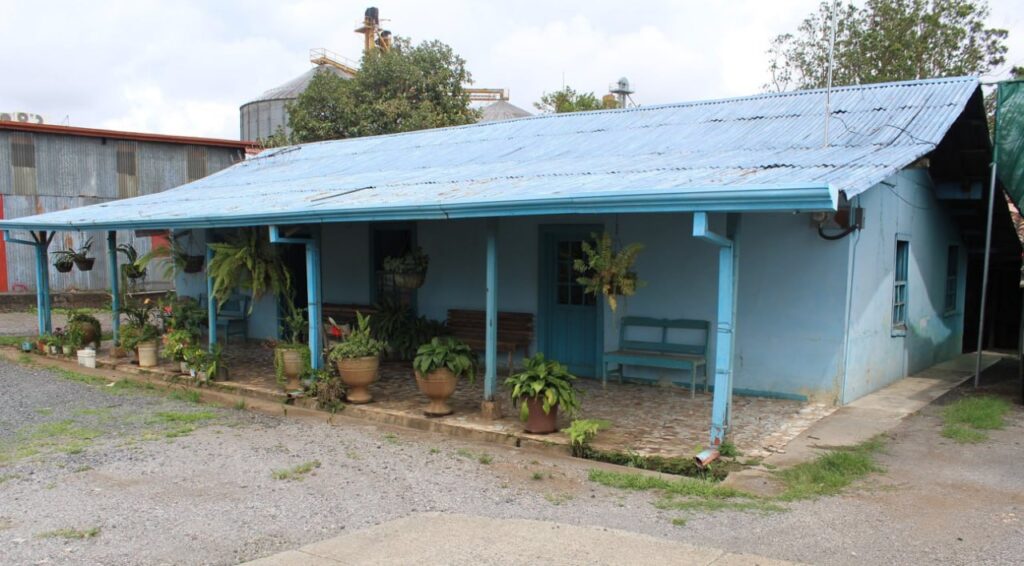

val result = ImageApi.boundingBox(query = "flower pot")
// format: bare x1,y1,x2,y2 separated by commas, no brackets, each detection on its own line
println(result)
183,255,205,273
47,344,59,355
523,396,559,434
73,257,95,271
278,348,303,390
335,356,380,404
180,361,189,374
54,262,74,273
125,265,147,280
62,345,74,356
136,340,158,368
393,270,426,290
415,368,458,416
20,341,33,353
36,340,47,354
77,349,96,368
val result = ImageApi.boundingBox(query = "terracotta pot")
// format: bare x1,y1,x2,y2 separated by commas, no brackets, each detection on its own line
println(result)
415,368,458,416
74,257,95,271
335,356,380,404
136,340,158,368
524,396,559,434
278,348,303,390
36,340,47,354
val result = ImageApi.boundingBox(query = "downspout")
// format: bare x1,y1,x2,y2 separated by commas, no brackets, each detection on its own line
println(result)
4,230,53,335
692,212,736,446
838,197,861,405
269,225,323,371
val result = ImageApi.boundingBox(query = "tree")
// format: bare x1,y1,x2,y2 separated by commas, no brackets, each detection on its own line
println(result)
287,37,479,144
533,86,615,114
766,0,1009,91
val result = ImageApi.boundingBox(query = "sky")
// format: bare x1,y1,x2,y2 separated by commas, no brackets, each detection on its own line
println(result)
3,0,1022,141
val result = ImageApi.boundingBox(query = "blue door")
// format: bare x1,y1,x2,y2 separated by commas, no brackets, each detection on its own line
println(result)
539,226,601,377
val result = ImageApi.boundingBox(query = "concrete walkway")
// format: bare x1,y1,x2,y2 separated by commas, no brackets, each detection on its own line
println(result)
243,514,801,566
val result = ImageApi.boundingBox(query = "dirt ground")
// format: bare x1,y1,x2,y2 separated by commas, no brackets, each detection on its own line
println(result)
1,356,1022,565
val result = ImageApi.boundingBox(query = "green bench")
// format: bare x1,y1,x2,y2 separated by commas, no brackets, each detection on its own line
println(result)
602,317,709,397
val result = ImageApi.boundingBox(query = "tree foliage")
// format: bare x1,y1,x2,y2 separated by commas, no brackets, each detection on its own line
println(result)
533,86,616,114
766,0,1009,91
286,38,478,144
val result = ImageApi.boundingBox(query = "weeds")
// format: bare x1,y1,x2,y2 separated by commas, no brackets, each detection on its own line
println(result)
382,433,400,444
233,400,247,411
544,493,574,505
36,527,100,540
477,453,494,465
775,436,886,501
148,411,216,424
272,460,321,480
941,396,1010,443
531,472,544,480
169,390,202,404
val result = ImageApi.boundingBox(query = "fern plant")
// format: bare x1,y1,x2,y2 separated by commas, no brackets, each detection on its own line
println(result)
207,228,291,309
573,232,644,312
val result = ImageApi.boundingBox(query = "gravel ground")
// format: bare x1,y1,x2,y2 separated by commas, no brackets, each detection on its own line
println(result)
1,358,1023,565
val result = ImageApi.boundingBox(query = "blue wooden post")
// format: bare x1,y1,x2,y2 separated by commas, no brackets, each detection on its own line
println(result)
33,231,53,334
106,231,120,345
484,219,498,401
693,212,735,446
206,245,217,348
305,236,323,370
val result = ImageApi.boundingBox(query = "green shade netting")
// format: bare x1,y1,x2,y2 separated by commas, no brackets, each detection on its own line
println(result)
997,81,1024,208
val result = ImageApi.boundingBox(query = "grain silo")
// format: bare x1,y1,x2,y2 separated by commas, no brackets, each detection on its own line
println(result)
239,62,355,142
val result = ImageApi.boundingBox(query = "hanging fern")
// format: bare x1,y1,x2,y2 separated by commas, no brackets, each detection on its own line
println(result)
207,228,291,308
573,232,644,312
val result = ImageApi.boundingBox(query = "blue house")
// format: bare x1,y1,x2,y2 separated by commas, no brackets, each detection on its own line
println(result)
1,76,1006,445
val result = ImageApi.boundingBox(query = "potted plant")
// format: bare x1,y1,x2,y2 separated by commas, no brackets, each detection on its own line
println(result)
121,298,160,367
411,337,476,416
184,344,223,382
505,354,582,434
138,237,205,278
45,332,61,355
65,325,84,356
162,328,195,373
52,251,75,273
328,312,386,404
207,228,290,309
67,310,102,350
573,232,644,313
117,243,147,280
274,296,309,390
68,237,96,271
36,334,50,354
383,246,429,290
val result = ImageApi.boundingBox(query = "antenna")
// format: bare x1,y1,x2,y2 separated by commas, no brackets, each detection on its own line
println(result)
824,0,838,147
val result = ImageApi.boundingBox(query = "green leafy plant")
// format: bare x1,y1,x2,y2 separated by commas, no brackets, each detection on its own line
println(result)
120,322,160,352
369,297,446,360
573,232,644,312
279,294,307,345
273,344,310,385
310,368,346,412
65,325,85,350
66,310,101,349
412,337,477,381
329,312,387,361
52,237,93,266
116,243,147,280
505,353,581,422
156,293,205,338
138,236,205,279
383,246,429,274
207,228,291,309
183,344,223,380
161,328,194,362
566,418,611,457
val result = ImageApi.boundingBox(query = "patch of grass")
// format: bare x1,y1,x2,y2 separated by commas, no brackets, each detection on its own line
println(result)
531,471,544,480
0,335,31,347
148,411,217,424
477,453,494,465
17,353,35,365
36,527,100,540
588,469,747,499
670,517,687,527
775,436,886,501
942,424,989,443
455,448,474,458
718,441,740,458
163,425,198,439
72,466,93,473
168,390,202,404
429,447,440,454
382,432,400,444
233,400,247,411
544,492,574,505
52,368,107,387
272,460,321,480
942,396,1010,442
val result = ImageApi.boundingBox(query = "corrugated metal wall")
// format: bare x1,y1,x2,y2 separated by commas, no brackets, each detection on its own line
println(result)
239,99,290,142
0,131,243,292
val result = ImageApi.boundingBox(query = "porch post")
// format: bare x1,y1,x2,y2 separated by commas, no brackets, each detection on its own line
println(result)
206,245,217,348
693,212,736,447
484,218,499,401
32,231,53,334
305,235,323,370
106,231,120,345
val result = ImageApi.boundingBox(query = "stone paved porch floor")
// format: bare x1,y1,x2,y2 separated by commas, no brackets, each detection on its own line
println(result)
97,341,836,460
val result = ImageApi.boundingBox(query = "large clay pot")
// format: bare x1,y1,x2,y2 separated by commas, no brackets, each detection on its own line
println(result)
336,356,380,404
278,348,303,390
137,340,158,368
524,396,559,434
415,368,458,416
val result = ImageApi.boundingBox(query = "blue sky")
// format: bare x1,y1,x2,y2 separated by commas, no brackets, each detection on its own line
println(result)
3,0,1021,140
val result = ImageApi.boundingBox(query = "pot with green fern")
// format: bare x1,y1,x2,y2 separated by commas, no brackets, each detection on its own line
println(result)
505,354,581,434
274,295,310,390
412,337,476,417
162,328,195,374
52,252,74,273
383,246,429,290
328,312,386,404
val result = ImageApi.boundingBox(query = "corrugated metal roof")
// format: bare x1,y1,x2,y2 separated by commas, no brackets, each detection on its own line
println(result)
1,77,981,231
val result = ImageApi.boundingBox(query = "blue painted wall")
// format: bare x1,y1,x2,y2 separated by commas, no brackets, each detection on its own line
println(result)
842,169,966,402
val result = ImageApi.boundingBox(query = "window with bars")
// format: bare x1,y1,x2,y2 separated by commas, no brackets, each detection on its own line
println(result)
10,134,37,195
944,245,959,314
892,239,909,332
116,142,138,198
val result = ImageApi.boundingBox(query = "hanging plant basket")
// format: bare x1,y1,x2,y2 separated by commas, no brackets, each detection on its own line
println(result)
124,264,147,280
73,257,96,271
393,270,426,290
54,261,74,273
183,255,205,273
384,247,429,290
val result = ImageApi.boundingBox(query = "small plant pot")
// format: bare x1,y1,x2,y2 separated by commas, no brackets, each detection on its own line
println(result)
183,255,205,273
523,397,559,434
47,344,59,355
336,356,380,404
36,340,47,354
73,257,96,271
77,349,96,368
136,341,158,368
180,361,189,374
277,348,303,390
393,270,426,289
20,341,33,353
61,345,74,356
415,368,458,417
54,262,74,273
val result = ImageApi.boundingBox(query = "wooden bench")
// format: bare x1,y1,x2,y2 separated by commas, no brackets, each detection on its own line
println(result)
446,309,534,374
602,317,709,397
198,293,250,345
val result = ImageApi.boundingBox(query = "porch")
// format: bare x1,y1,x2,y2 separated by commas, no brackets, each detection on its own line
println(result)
93,340,836,460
